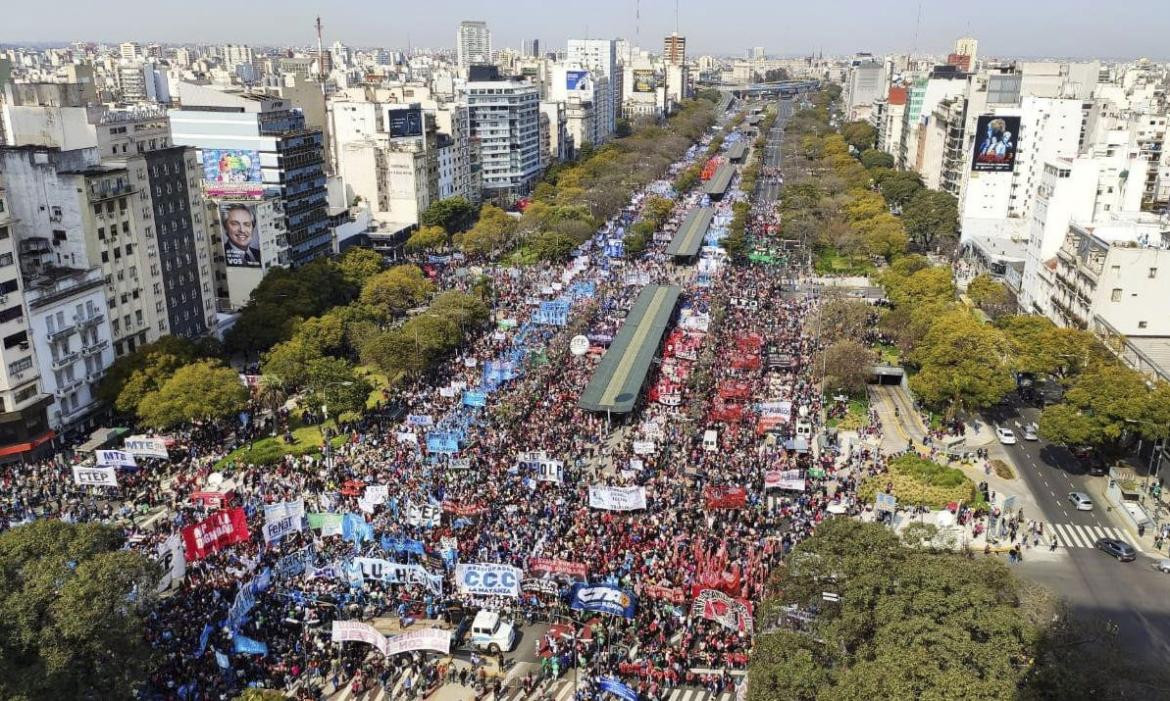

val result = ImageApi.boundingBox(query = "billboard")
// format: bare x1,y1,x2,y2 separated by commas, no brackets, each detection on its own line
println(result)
388,106,423,138
219,203,262,267
633,69,657,93
971,115,1020,172
566,70,589,90
202,149,264,198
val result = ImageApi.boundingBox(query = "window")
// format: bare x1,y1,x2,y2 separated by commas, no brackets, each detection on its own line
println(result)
3,331,27,349
1139,321,1148,329
101,251,109,263
1150,268,1158,278
1111,288,1122,302
0,226,8,240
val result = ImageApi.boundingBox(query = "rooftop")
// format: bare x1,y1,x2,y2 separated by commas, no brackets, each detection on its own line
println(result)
666,208,715,258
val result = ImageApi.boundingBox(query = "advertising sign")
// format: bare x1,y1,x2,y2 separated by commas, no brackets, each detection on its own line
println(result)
569,583,637,618
181,508,250,560
387,106,424,138
202,149,264,198
219,203,262,267
72,465,118,487
455,563,522,597
385,628,452,656
566,70,589,90
971,115,1020,172
588,485,647,511
96,449,137,469
633,69,657,93
124,435,170,459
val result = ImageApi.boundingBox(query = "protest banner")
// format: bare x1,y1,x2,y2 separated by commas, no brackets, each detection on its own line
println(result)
407,500,441,527
764,469,806,491
455,563,522,597
331,620,389,656
96,449,137,468
124,435,170,459
352,558,443,595
385,628,452,656
72,465,118,487
702,485,748,509
692,588,754,633
154,533,186,593
588,486,647,511
181,508,249,560
262,498,305,543
569,583,637,618
527,557,588,581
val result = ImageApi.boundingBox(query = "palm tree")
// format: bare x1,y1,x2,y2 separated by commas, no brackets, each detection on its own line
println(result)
255,376,287,416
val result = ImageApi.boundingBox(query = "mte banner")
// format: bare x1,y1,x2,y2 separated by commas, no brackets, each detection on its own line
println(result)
96,449,137,469
124,435,170,459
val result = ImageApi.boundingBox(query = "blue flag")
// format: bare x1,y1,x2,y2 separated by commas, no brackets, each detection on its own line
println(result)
195,622,213,657
233,635,269,656
598,677,639,701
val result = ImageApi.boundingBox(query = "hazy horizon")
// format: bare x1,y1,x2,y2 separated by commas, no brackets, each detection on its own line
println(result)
2,0,1168,61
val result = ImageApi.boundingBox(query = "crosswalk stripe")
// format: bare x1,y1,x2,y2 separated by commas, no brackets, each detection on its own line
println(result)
1088,526,1107,542
720,693,735,701
1053,523,1082,548
556,681,576,701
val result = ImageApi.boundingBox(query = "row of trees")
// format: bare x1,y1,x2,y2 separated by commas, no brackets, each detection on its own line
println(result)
748,519,1166,700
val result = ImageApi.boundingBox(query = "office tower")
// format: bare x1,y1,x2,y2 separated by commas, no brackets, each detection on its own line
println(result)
752,47,765,60
457,21,492,72
663,33,686,65
464,71,541,197
119,42,142,62
954,37,979,68
523,39,541,58
567,39,619,138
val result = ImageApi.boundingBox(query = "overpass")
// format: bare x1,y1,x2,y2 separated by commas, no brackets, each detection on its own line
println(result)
719,80,820,98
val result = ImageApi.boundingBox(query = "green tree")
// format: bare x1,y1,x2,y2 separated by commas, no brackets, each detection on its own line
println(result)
98,335,210,412
303,356,372,419
643,196,675,227
336,247,385,288
815,299,873,344
429,291,490,330
841,120,878,152
0,521,159,699
882,265,955,308
261,336,326,390
859,148,894,170
902,188,959,251
1037,363,1158,455
137,360,249,429
823,339,876,395
458,204,518,257
528,231,577,262
878,170,924,208
857,212,908,260
965,274,1014,319
419,196,477,233
359,265,434,318
404,225,449,252
908,310,1015,418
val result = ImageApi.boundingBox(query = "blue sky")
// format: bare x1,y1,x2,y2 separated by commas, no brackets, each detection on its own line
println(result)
4,0,1168,60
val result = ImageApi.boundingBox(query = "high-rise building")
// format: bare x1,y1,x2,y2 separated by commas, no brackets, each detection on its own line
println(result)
954,37,979,69
752,47,765,60
119,42,141,62
170,84,333,306
663,34,686,65
567,39,620,139
457,21,492,72
523,39,541,58
464,72,541,197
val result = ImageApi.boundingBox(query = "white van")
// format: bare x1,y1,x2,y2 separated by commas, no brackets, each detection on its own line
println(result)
467,610,516,654
703,430,719,452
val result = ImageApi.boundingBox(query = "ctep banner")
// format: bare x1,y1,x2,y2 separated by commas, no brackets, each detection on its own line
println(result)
588,485,647,511
569,582,637,618
154,532,187,593
72,465,118,487
181,507,250,560
455,563,522,597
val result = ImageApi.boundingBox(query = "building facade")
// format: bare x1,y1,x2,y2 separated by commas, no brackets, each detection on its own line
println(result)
465,78,541,198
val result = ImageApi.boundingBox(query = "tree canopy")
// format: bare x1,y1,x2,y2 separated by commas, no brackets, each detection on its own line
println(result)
902,188,959,253
1038,363,1170,455
907,309,1016,418
0,521,159,699
419,196,477,234
404,225,449,252
137,359,249,429
359,264,434,319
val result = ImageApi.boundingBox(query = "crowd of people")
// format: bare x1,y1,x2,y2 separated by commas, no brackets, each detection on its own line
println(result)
0,101,886,701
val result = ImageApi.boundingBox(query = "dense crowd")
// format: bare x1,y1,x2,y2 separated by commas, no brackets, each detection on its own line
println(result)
0,104,880,701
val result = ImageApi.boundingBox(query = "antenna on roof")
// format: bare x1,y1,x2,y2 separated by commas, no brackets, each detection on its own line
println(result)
912,1,922,56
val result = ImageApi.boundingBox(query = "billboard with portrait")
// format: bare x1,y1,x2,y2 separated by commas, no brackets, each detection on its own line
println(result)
219,203,262,268
388,106,423,138
971,115,1020,172
202,149,264,198
566,70,589,91
633,69,657,93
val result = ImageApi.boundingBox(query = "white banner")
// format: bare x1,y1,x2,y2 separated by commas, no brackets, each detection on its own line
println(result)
352,558,443,595
263,498,305,543
456,563,522,597
764,469,805,491
125,436,169,459
95,450,137,469
332,620,389,656
535,459,564,484
407,501,440,528
588,486,647,511
154,533,186,593
72,465,118,487
385,628,452,656
395,431,418,444
448,458,472,470
439,387,456,398
364,485,388,505
632,441,656,456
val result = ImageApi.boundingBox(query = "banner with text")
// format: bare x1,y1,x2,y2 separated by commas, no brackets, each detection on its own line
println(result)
588,485,647,511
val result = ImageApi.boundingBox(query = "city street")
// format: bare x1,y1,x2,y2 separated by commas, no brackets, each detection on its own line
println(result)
984,399,1170,665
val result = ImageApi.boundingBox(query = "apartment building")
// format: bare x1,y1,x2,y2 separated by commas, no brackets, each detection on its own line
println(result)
464,71,541,198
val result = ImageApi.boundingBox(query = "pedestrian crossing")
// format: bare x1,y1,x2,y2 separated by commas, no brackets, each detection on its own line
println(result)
1036,522,1137,551
497,682,734,701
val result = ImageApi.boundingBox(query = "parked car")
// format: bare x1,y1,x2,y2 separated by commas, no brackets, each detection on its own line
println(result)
1067,491,1094,511
996,426,1017,445
1072,446,1108,476
1155,559,1170,574
1094,537,1137,562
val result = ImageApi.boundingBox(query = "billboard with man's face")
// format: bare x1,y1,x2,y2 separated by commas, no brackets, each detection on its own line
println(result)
632,69,657,93
202,149,264,198
219,203,262,268
971,115,1020,172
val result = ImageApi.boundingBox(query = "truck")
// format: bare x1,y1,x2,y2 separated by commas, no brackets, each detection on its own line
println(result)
454,610,517,655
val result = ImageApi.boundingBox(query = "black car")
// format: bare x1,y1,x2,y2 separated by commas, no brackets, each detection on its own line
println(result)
1095,537,1137,562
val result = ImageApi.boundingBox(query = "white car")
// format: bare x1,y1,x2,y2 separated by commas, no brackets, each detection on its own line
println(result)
1022,424,1039,441
1068,492,1094,511
996,426,1017,444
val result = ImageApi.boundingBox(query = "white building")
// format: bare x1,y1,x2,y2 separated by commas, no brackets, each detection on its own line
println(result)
464,77,541,197
457,21,492,73
844,60,887,122
566,39,619,137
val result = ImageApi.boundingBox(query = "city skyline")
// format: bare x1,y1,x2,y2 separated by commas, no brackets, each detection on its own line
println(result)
4,0,1170,61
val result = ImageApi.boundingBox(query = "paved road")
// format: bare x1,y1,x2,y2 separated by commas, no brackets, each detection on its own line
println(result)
984,399,1170,665
756,97,791,204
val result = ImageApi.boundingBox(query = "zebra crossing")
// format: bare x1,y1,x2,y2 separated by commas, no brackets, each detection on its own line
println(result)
1046,522,1136,550
496,683,734,701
